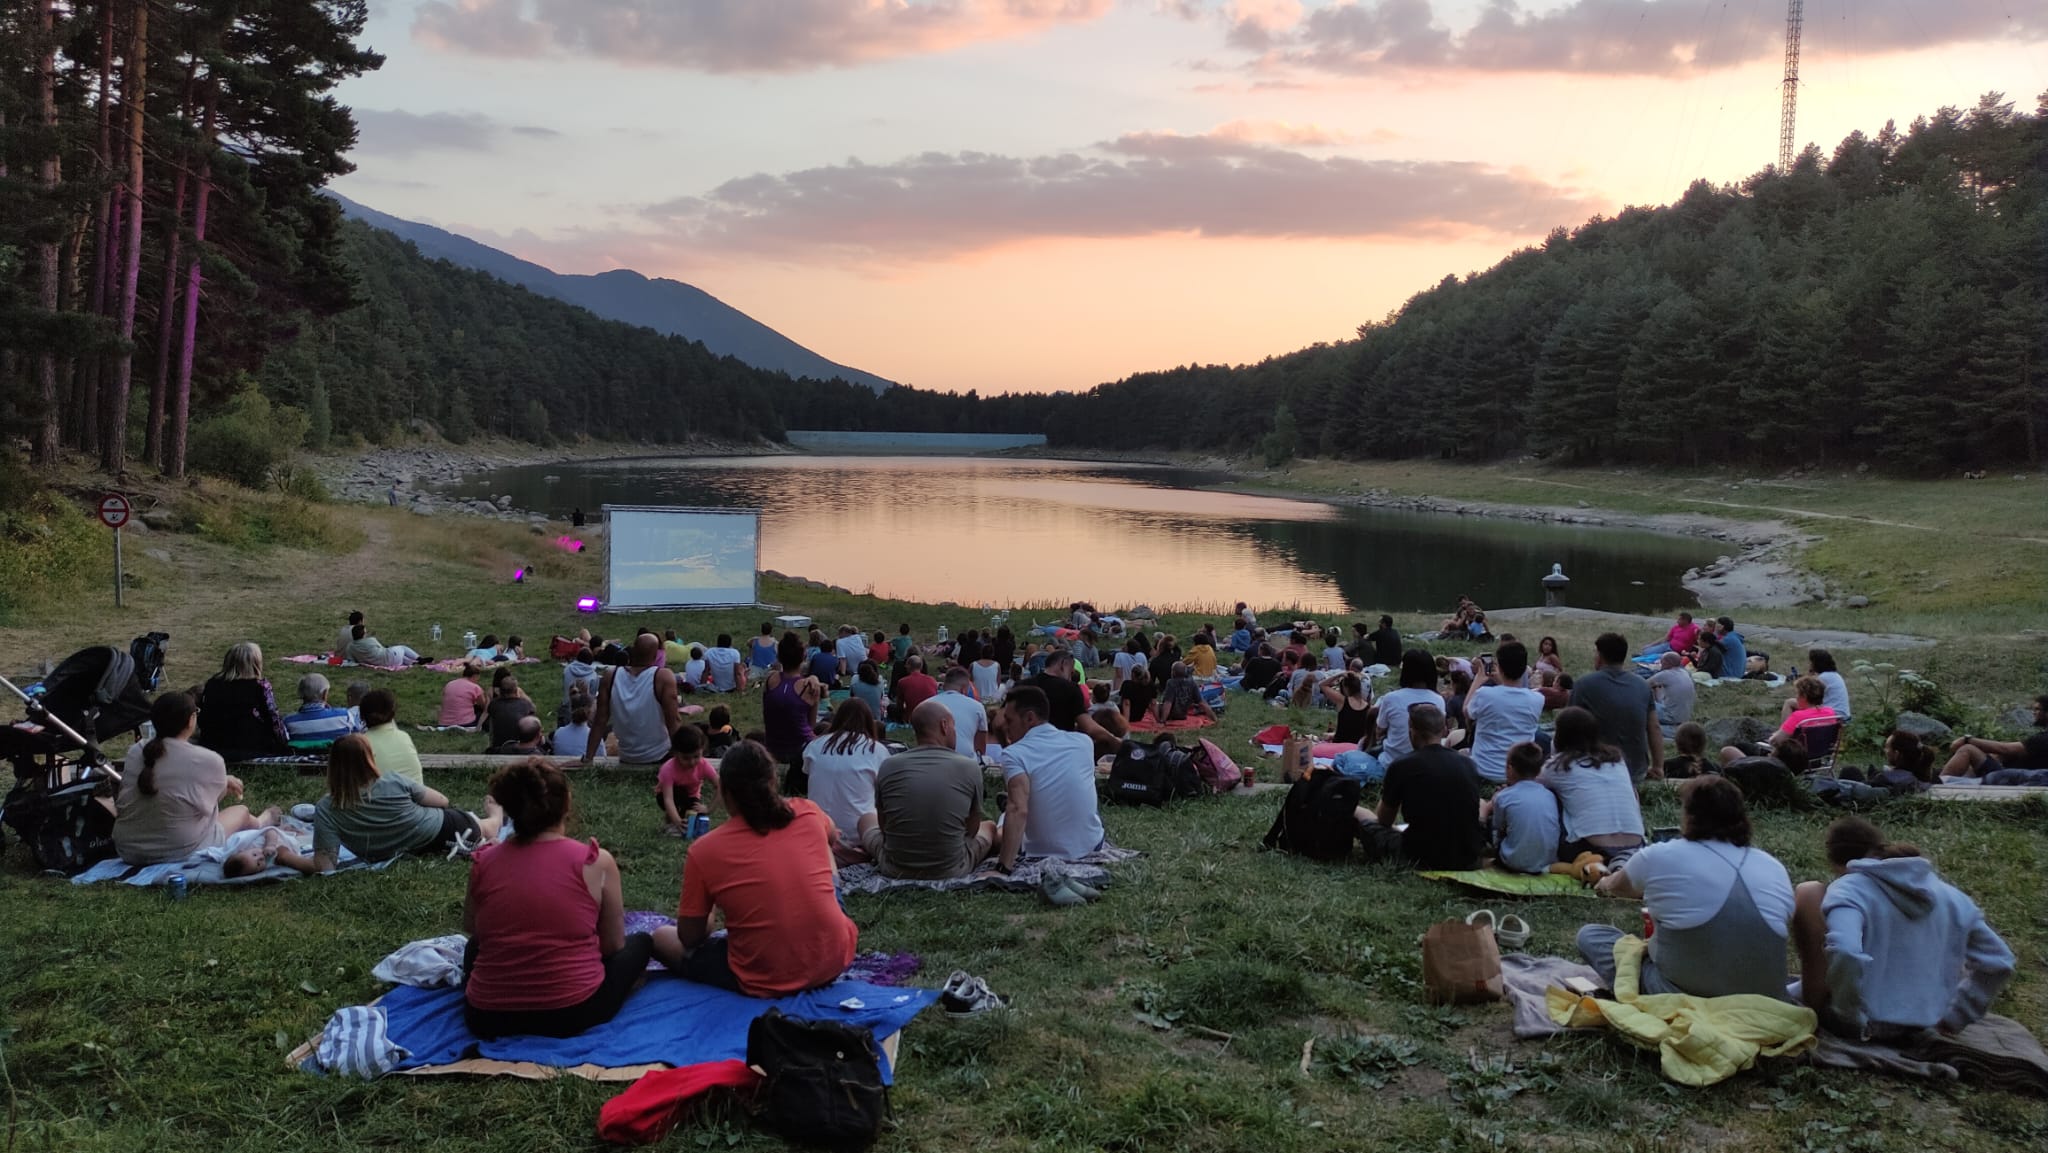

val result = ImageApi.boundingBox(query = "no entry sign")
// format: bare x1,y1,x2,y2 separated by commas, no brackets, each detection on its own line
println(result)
98,493,133,529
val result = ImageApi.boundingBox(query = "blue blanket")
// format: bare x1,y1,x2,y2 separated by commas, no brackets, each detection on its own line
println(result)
380,979,937,1081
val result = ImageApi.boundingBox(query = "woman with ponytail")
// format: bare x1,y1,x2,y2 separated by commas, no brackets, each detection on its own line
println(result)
651,740,857,996
1791,816,2015,1039
463,758,651,1039
114,692,280,864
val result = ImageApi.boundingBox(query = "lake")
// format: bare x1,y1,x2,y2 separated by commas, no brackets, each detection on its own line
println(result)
439,456,1715,616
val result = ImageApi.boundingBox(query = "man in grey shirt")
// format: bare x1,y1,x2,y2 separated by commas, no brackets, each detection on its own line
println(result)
857,699,997,879
1569,632,1663,782
1647,652,1696,737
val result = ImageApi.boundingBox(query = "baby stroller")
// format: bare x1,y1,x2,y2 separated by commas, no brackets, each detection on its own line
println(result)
1,645,153,874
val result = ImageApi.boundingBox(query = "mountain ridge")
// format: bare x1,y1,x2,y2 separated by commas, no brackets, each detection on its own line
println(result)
326,193,895,393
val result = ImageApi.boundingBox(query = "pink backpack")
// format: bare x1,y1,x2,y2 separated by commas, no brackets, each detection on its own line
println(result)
1193,738,1244,793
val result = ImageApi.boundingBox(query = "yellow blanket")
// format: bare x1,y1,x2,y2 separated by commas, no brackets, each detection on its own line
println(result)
1546,934,1817,1086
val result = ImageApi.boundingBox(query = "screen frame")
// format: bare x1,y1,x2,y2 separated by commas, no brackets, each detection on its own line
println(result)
600,504,763,610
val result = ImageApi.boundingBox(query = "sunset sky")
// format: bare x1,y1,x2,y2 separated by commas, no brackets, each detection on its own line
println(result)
332,1,2046,394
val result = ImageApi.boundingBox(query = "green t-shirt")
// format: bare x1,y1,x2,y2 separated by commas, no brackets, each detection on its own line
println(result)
890,634,915,662
313,775,445,862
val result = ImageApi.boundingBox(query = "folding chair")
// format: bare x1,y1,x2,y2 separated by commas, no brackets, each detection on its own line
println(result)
1797,718,1844,778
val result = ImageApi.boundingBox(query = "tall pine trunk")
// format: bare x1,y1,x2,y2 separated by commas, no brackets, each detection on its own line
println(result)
147,60,199,468
167,82,218,480
33,0,63,465
75,0,118,453
102,0,149,474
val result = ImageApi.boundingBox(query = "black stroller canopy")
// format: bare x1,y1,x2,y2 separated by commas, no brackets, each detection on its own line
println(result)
33,646,153,741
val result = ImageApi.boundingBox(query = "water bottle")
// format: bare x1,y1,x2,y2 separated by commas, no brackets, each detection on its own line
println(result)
430,623,443,643
168,874,189,901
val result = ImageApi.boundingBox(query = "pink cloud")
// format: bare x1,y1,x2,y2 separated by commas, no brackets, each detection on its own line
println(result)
412,0,1115,72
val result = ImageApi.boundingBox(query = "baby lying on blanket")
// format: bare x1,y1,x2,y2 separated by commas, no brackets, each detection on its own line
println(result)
218,826,320,878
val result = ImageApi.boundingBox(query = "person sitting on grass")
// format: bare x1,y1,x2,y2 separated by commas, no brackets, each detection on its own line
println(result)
439,661,489,731
857,699,999,879
314,733,504,870
1354,705,1485,871
485,675,537,751
679,645,708,693
283,673,362,747
1865,730,1938,792
1322,672,1375,745
1118,663,1158,725
1662,722,1712,779
1940,695,2048,784
554,701,593,763
1649,652,1696,737
115,691,281,866
651,741,858,995
196,641,289,761
1641,611,1701,659
748,624,780,680
464,759,648,1039
656,724,718,836
1465,641,1544,783
562,648,602,707
1535,635,1564,677
702,705,738,758
488,715,549,756
1790,816,2015,1040
1484,742,1561,875
1540,707,1645,869
1368,649,1449,776
354,688,426,787
1156,662,1216,725
995,686,1106,870
1580,775,1795,999
1569,633,1661,784
803,698,887,858
1785,650,1853,723
930,667,990,758
702,633,747,693
345,623,422,669
851,660,887,716
585,634,683,769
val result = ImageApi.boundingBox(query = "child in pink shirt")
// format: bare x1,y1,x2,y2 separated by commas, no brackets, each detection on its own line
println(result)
655,725,719,835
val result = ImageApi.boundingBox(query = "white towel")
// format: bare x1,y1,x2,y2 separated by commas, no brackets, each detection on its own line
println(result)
371,933,469,988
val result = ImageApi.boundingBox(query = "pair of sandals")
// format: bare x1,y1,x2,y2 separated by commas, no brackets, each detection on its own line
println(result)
1038,870,1102,907
939,970,1009,1017
1466,909,1531,952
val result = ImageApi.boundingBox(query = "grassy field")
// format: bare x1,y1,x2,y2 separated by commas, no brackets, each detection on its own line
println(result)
1,465,2045,1151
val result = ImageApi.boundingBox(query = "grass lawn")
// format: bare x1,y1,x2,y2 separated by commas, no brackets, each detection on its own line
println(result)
2,471,2046,1151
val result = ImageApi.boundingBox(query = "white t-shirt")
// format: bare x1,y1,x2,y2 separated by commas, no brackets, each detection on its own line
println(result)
1322,646,1346,671
1816,670,1852,718
1621,839,1795,934
971,660,1001,701
1112,651,1141,685
999,722,1104,860
800,734,884,841
1464,685,1544,782
836,634,868,669
931,690,989,757
702,647,742,691
1375,687,1447,759
682,658,707,687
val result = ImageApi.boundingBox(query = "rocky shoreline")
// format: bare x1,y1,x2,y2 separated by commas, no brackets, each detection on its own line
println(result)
312,438,766,523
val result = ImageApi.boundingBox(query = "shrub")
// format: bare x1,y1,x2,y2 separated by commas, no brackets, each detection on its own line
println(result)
0,452,105,623
187,390,311,490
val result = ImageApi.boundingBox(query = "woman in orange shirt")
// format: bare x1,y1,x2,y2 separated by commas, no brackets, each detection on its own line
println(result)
651,741,857,996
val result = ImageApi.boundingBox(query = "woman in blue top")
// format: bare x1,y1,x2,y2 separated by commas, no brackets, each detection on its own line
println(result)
748,624,779,677
850,661,886,716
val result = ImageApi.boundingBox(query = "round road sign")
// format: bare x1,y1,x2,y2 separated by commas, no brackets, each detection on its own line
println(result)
98,493,132,530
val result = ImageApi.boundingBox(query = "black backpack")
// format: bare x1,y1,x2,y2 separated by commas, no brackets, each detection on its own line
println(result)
1106,737,1205,806
1262,772,1361,861
746,1009,888,1148
129,632,169,692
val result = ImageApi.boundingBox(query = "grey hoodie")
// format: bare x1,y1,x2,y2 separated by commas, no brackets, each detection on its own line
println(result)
1821,856,2015,1036
560,660,600,707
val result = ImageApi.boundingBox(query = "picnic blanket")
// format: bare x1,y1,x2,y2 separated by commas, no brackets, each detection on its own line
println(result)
284,654,540,673
1129,715,1215,733
1810,1014,2048,1095
372,978,936,1081
1419,869,1598,900
68,817,384,886
836,844,1140,896
1502,954,1604,1039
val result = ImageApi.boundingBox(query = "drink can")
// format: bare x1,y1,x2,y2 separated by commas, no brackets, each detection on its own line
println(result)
1640,907,1655,939
168,874,189,901
690,814,711,838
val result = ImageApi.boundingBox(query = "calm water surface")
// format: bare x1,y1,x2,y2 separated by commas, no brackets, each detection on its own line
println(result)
442,456,1715,615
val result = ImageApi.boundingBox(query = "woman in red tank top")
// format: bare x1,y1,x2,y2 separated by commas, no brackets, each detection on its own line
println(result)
463,759,653,1039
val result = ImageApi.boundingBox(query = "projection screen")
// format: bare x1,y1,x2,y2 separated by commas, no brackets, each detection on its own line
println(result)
602,505,761,609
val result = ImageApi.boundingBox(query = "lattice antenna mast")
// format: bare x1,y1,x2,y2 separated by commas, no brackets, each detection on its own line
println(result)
1779,0,1804,170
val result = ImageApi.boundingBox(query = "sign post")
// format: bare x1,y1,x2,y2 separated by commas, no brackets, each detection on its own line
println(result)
98,493,132,607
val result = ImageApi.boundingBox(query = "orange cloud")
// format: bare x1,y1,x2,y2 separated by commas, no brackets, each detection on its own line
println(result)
412,0,1116,72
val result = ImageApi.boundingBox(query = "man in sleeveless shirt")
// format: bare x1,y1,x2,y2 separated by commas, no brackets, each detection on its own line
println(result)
584,633,682,767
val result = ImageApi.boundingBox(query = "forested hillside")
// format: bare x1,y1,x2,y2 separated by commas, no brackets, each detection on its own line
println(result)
256,221,1040,447
1032,95,2047,472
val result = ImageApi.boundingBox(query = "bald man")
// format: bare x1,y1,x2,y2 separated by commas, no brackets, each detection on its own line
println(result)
856,699,997,879
584,632,681,767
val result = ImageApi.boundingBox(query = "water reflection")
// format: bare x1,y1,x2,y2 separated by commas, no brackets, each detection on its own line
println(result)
442,456,1712,615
